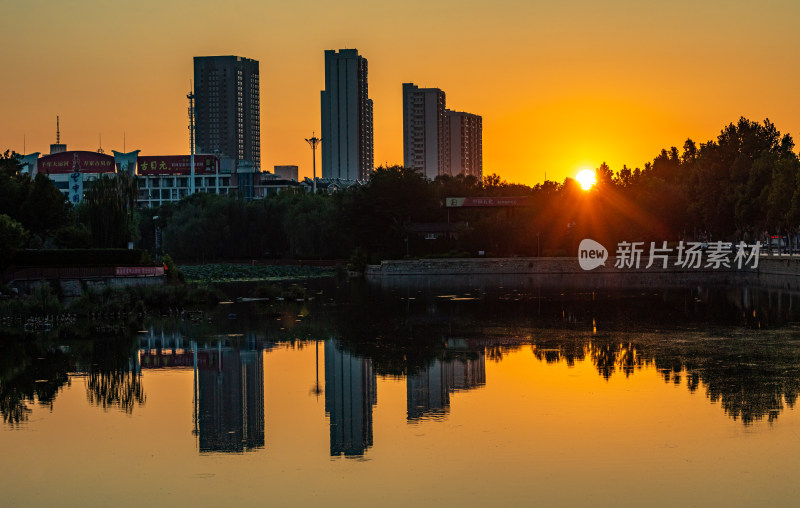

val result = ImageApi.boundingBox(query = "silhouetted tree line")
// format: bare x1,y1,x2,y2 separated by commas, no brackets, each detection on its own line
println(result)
140,117,800,262
3,117,799,266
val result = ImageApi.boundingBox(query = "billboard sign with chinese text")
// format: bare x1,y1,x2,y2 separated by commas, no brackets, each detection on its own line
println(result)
138,155,219,176
67,170,83,205
38,151,116,175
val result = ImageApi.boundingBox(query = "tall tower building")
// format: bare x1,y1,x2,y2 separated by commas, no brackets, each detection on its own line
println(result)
447,110,483,180
402,83,449,180
193,56,261,170
321,49,374,181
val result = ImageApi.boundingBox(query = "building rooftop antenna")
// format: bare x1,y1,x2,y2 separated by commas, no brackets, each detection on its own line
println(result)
49,116,67,154
97,134,104,154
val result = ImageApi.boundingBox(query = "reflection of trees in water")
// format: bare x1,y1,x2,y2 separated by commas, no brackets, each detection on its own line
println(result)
353,281,800,426
407,327,800,426
78,334,146,414
85,370,145,414
528,333,800,425
485,344,510,362
641,335,800,424
0,333,145,424
529,341,588,367
692,347,800,424
0,341,71,426
0,389,31,425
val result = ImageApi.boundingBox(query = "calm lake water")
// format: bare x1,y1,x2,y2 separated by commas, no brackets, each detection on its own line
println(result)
2,279,800,506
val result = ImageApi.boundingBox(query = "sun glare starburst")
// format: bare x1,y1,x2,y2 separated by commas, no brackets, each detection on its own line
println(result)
575,169,596,190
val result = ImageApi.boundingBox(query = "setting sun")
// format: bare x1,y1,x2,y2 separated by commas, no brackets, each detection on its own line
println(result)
575,169,596,190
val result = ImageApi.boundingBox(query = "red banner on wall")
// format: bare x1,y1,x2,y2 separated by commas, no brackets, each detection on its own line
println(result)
445,196,531,207
115,266,165,277
38,151,116,174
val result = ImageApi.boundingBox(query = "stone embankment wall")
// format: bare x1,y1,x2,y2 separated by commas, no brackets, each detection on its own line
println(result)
365,257,800,292
13,275,164,298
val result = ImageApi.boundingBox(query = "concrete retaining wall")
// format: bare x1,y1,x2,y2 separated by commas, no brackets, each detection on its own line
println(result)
365,257,800,292
13,275,165,298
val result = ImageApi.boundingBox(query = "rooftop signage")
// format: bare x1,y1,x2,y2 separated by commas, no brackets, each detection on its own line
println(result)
138,155,219,176
38,151,115,175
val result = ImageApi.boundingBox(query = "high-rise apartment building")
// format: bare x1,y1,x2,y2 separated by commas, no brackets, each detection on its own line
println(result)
402,83,449,180
402,83,483,181
194,56,261,170
447,110,483,180
320,49,373,181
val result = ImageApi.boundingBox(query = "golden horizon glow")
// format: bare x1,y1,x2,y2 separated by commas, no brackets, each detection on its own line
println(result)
2,1,800,186
575,169,596,190
3,344,799,505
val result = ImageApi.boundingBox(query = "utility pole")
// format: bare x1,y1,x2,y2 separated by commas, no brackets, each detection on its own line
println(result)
305,132,321,194
187,89,196,195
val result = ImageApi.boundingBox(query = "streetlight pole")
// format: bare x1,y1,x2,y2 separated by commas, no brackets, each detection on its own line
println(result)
305,132,321,194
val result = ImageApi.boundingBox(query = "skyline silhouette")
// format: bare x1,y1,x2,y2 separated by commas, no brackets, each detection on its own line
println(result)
3,1,800,186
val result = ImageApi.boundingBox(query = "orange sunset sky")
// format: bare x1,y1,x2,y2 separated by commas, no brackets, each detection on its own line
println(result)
3,0,800,186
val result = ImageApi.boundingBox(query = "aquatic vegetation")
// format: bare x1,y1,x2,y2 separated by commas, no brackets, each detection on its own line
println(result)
180,263,336,283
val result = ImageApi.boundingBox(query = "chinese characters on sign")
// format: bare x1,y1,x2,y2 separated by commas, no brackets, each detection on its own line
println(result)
137,156,218,176
37,152,116,174
40,160,113,170
114,266,165,277
612,241,760,270
68,171,83,204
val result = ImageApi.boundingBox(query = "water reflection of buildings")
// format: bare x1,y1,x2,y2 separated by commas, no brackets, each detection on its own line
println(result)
324,340,377,457
196,347,265,453
138,332,265,453
407,352,486,421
